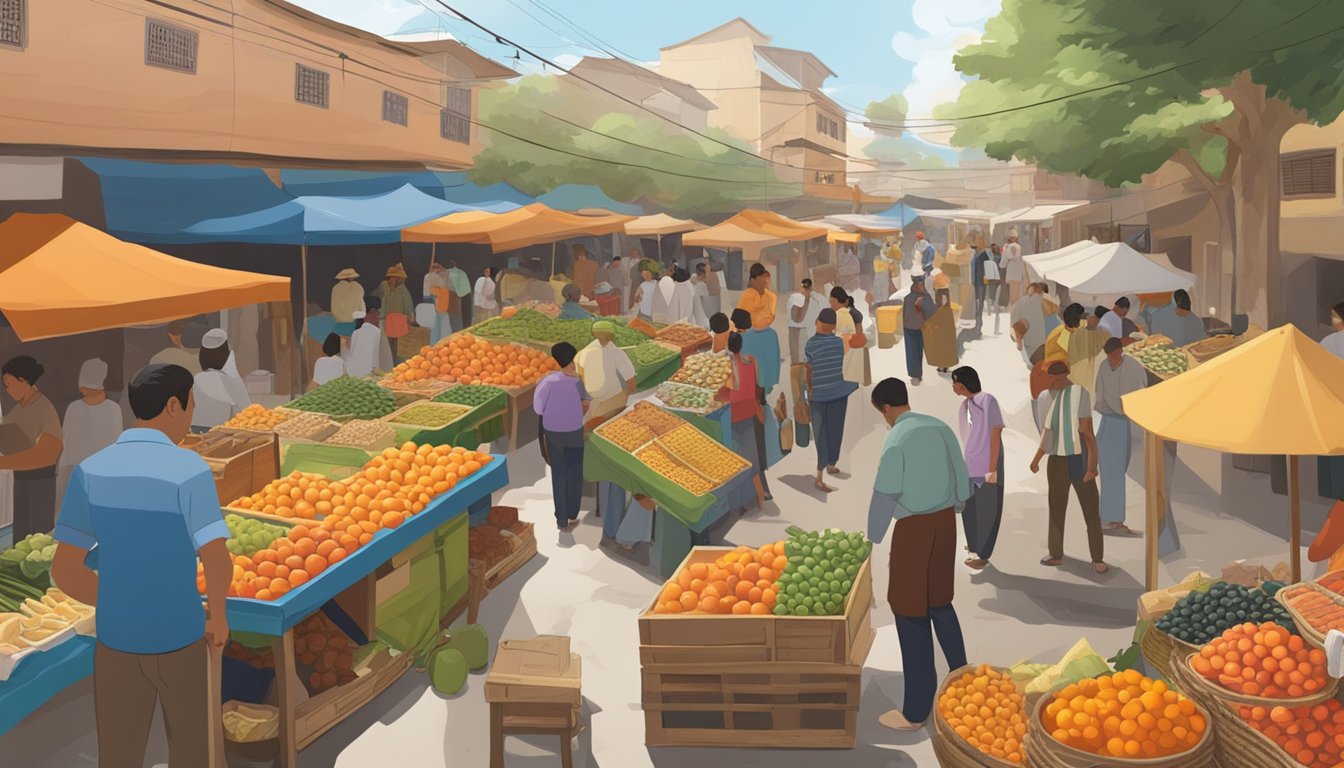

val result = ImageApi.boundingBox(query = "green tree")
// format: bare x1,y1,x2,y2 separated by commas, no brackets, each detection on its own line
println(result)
864,94,910,131
470,75,797,217
939,0,1344,324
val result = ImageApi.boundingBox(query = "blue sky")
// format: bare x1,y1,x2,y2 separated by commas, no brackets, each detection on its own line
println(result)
291,0,1000,147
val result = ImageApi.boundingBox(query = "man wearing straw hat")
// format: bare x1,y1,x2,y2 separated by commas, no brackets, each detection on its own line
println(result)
330,268,364,338
377,264,415,355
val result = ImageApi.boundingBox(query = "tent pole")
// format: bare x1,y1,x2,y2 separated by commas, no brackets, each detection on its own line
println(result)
299,242,310,390
1144,430,1164,591
1290,455,1302,583
430,242,437,270
551,241,557,278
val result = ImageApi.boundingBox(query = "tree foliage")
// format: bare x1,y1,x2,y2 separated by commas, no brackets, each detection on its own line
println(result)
470,76,796,216
864,94,910,130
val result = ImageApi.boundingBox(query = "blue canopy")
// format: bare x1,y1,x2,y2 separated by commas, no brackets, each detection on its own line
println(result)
282,169,528,212
184,184,474,245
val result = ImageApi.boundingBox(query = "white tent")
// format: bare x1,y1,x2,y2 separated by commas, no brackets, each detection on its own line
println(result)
1024,240,1194,294
822,213,904,235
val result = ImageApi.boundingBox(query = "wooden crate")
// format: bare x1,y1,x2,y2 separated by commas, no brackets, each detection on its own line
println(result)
638,547,873,667
294,647,412,750
469,523,538,593
183,430,280,505
642,661,862,748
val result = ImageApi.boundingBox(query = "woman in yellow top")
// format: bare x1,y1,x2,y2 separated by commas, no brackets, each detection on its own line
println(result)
736,263,781,392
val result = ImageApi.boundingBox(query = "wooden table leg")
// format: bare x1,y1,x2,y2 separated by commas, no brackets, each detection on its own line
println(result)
273,630,299,768
559,726,573,768
490,702,505,768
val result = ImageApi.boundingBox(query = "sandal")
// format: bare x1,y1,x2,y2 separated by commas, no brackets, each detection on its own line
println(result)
965,558,989,571
1040,557,1063,567
1093,562,1110,575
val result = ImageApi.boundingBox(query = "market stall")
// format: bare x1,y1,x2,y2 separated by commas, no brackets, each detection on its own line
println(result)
1122,325,1344,590
1022,239,1195,295
584,403,757,577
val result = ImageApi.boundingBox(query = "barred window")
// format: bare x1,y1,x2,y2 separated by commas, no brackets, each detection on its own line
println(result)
295,64,329,108
442,86,471,144
1281,149,1336,198
382,90,408,126
1,0,25,49
145,19,198,74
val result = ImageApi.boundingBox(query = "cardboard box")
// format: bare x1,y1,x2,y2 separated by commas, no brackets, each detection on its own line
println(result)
484,636,582,706
375,562,412,607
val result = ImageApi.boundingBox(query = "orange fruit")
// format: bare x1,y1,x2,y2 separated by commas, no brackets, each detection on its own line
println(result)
316,540,338,558
304,554,328,575
732,601,751,615
329,548,348,563
285,555,305,571
383,511,405,529
294,539,317,558
698,596,717,613
274,565,291,580
679,592,699,612
289,570,310,587
256,561,277,579
660,583,682,602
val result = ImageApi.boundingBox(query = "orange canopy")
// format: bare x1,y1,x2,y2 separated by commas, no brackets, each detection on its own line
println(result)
682,222,790,250
624,213,706,237
723,209,827,241
402,203,635,252
0,214,290,341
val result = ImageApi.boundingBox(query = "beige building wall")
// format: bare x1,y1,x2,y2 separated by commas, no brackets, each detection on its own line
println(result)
0,0,492,167
660,37,762,145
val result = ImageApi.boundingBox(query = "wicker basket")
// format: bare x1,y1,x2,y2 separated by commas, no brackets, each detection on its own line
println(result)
932,665,1024,768
1025,690,1218,768
1276,581,1341,648
1167,651,1312,768
1141,608,1199,683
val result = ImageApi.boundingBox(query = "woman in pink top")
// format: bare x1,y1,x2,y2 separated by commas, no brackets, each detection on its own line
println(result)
951,366,1004,570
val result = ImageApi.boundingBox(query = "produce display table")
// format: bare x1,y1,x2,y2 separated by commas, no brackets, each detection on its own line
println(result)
0,635,95,737
583,413,755,578
630,349,683,392
387,402,508,450
230,459,509,767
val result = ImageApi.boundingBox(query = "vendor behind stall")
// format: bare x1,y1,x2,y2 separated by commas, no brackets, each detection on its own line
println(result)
0,356,64,540
578,321,636,421
149,319,205,375
191,329,251,431
736,263,782,393
559,282,594,320
709,313,731,353
58,359,124,509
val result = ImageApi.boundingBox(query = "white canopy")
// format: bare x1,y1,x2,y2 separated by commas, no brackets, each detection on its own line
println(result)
1024,240,1194,294
990,202,1087,227
822,214,904,235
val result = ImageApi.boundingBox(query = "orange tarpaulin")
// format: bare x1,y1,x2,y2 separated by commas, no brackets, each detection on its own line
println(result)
624,213,706,237
682,222,790,250
0,214,291,341
724,209,827,241
403,203,635,252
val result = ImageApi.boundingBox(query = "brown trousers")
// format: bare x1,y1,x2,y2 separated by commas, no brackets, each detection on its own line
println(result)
95,639,214,768
1046,454,1104,562
887,508,957,618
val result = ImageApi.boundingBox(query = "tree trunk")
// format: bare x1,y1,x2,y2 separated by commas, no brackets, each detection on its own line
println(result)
1232,141,1280,327
1172,150,1238,320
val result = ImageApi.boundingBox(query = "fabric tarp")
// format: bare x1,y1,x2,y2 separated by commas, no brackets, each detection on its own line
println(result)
722,209,827,241
0,214,291,341
280,169,534,210
1024,240,1194,294
1121,325,1344,455
990,202,1087,227
682,222,788,250
402,203,635,252
184,184,485,245
625,213,707,237
817,222,863,244
823,213,904,236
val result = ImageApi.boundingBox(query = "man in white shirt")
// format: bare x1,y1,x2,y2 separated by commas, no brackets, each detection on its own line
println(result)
1093,338,1147,534
150,320,204,375
1097,296,1135,343
1000,231,1024,304
346,309,391,379
421,262,451,344
58,359,124,508
787,278,823,363
191,329,251,431
577,321,637,421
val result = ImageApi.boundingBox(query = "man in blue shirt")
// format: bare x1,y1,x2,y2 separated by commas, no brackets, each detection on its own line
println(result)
804,308,858,493
866,377,971,732
51,363,232,767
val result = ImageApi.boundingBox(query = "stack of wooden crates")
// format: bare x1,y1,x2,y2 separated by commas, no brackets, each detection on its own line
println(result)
637,547,875,748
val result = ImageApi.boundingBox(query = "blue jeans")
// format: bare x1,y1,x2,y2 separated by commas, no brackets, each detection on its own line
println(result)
895,606,967,723
544,430,584,528
904,328,925,379
810,398,848,471
1097,414,1132,524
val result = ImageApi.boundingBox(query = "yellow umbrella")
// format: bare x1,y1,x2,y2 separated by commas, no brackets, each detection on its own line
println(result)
1122,325,1344,587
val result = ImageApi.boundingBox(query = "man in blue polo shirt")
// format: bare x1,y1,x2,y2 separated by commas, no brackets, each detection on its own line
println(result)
51,363,232,767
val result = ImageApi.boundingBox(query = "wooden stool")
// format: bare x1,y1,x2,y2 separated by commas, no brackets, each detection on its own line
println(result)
484,637,583,768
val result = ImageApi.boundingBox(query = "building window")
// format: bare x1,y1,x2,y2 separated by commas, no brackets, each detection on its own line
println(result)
441,85,471,144
382,91,408,126
1281,149,1336,198
0,0,25,49
295,64,329,108
144,19,198,74
816,114,824,134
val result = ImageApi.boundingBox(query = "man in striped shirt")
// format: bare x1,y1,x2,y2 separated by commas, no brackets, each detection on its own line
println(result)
1030,361,1108,574
804,309,858,493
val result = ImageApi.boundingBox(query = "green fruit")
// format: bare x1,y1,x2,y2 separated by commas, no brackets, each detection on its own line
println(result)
442,624,490,670
429,647,468,696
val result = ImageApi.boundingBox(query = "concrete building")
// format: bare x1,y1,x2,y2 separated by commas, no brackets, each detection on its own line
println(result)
0,0,514,169
565,57,717,132
1278,121,1344,339
658,18,857,214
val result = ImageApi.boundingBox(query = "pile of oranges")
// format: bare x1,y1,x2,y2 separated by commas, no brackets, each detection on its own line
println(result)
1190,622,1327,698
938,665,1027,765
389,335,558,389
1043,670,1206,759
653,543,785,615
230,472,338,520
1239,700,1344,768
206,443,494,602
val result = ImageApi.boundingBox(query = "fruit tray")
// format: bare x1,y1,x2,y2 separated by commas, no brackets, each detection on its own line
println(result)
0,623,77,682
653,381,723,415
381,401,476,431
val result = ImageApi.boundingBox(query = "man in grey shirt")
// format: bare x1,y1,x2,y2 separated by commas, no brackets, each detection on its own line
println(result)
902,276,931,385
1093,338,1147,533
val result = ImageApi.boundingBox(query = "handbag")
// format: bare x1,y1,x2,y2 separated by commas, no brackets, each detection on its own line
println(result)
794,418,811,448
779,418,794,454
384,312,410,338
849,331,867,349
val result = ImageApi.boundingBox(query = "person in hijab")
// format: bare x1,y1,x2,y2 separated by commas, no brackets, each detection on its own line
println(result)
312,333,346,386
651,267,676,324
191,329,251,431
58,359,124,508
558,282,594,320
666,267,701,325
1,356,64,539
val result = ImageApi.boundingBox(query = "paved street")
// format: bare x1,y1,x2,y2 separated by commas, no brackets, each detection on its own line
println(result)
4,306,1327,768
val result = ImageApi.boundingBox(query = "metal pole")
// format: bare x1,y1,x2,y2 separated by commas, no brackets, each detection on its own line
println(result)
300,242,310,388
1290,455,1301,583
1144,430,1165,591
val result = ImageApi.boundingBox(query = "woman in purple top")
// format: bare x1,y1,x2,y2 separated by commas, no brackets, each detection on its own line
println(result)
952,366,1004,570
533,342,590,531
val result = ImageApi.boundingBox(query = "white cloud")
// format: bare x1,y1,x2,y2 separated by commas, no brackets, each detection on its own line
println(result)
285,0,422,35
893,0,1000,145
